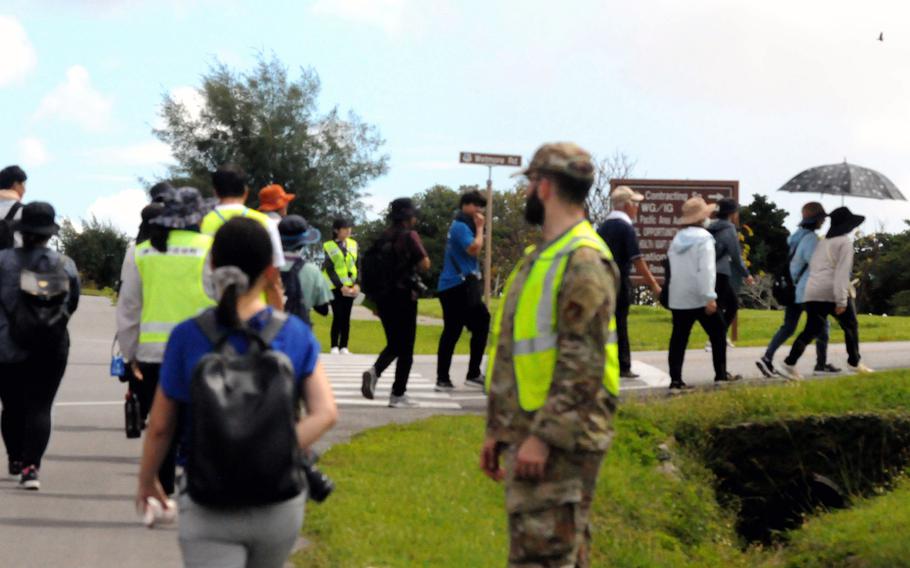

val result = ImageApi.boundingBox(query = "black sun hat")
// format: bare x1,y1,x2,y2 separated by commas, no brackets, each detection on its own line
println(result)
826,206,865,238
14,201,60,236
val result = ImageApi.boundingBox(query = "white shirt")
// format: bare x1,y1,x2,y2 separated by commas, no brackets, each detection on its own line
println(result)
214,204,285,268
604,210,634,226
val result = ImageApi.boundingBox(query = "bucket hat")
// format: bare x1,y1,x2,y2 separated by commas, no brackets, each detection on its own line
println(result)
279,215,321,249
677,196,717,225
149,187,211,229
826,206,865,238
14,202,59,236
258,184,295,212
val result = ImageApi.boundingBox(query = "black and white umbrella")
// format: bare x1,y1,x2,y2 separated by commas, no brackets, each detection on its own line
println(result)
778,162,906,204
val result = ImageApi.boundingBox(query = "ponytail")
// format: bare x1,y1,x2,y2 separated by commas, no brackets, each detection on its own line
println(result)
211,265,250,330
215,283,241,329
150,225,171,252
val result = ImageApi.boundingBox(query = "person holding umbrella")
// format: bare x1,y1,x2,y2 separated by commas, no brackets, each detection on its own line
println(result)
780,207,872,379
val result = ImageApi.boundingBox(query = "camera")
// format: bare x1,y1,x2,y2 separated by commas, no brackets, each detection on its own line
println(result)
302,452,334,503
409,273,429,297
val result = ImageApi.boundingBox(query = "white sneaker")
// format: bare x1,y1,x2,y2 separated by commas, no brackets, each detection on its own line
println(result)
388,394,421,408
779,363,802,381
704,341,712,352
330,347,340,355
340,348,351,355
848,362,874,374
726,337,735,348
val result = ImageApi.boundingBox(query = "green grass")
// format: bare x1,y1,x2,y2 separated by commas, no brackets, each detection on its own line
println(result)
295,370,910,567
310,316,472,355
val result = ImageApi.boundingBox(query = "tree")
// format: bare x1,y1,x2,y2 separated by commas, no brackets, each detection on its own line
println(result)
738,194,790,276
58,217,129,290
490,184,537,294
855,222,910,314
155,54,388,234
586,151,637,225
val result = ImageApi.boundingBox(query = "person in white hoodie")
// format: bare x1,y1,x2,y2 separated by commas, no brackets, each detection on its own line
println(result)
666,197,738,390
780,207,872,379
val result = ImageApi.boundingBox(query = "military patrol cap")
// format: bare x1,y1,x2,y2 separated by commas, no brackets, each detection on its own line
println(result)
516,142,595,183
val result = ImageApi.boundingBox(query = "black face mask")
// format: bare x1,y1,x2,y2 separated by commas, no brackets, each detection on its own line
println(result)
524,189,545,226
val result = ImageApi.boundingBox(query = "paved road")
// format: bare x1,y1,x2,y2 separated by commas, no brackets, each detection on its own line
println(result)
0,296,907,567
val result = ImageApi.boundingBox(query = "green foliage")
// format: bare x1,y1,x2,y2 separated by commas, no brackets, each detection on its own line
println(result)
854,222,910,314
57,217,129,289
155,54,388,235
739,193,791,276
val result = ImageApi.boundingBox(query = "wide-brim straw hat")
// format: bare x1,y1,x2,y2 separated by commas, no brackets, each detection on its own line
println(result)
677,196,717,225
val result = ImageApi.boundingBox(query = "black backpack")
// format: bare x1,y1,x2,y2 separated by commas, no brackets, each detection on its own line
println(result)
360,234,398,301
9,251,71,350
0,202,22,250
280,257,311,326
188,309,305,508
771,235,810,307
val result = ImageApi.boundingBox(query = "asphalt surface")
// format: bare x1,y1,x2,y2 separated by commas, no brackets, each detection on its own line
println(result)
0,296,907,567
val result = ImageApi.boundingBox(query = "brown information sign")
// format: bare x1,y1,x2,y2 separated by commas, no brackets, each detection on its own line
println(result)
459,152,522,167
609,179,739,284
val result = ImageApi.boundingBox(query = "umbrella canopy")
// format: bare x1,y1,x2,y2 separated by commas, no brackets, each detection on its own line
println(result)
778,162,906,201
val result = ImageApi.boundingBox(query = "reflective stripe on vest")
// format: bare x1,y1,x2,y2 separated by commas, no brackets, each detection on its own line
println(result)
486,221,619,410
322,238,358,289
135,230,215,359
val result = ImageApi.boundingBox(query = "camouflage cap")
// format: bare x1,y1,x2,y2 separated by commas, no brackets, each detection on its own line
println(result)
515,142,595,183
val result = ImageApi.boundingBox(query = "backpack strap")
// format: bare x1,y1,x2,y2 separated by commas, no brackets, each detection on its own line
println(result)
194,309,226,346
259,310,289,345
5,202,21,221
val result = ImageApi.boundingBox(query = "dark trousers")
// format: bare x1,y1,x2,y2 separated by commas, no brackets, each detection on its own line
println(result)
764,303,829,364
136,363,177,495
0,347,68,468
616,280,632,373
330,289,355,349
436,282,491,383
785,300,861,367
668,308,727,384
373,292,418,397
715,273,738,335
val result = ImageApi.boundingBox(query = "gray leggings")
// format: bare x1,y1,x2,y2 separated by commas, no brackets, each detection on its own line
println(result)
177,491,306,568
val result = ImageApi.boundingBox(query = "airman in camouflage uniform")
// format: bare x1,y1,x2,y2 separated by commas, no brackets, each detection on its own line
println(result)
481,143,619,567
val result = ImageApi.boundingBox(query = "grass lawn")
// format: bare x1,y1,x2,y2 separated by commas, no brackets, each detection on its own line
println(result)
295,370,910,567
310,316,472,355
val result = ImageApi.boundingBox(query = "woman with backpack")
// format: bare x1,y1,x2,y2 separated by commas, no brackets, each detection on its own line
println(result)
137,218,336,568
0,202,80,490
361,198,431,408
279,215,332,325
322,217,359,354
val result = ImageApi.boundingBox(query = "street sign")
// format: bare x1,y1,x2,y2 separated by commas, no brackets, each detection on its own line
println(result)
459,152,522,167
609,179,739,285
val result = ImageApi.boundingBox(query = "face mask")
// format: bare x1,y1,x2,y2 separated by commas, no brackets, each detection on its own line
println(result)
524,188,545,226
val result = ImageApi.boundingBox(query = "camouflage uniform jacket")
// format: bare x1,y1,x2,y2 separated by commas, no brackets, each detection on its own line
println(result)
486,237,619,452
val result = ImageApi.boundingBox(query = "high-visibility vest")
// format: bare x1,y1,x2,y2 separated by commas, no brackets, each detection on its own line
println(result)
486,221,619,410
200,206,271,237
322,238,358,290
135,230,215,361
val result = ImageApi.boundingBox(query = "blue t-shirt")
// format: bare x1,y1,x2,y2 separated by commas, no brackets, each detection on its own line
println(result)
438,220,479,292
160,307,320,465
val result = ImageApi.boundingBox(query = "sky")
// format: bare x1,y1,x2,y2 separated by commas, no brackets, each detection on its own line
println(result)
2,0,910,235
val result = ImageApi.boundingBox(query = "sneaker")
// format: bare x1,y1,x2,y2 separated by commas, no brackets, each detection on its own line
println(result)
389,394,420,408
779,363,802,381
755,357,776,378
434,380,455,392
704,341,712,352
330,347,340,355
726,337,735,348
668,381,693,391
715,372,742,383
361,368,378,400
8,460,22,480
813,363,842,375
620,370,640,379
19,466,39,490
848,362,874,374
340,348,351,355
465,374,485,389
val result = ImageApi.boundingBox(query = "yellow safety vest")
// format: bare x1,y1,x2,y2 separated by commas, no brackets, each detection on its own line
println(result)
486,221,619,410
200,206,271,237
135,230,215,361
322,238,358,290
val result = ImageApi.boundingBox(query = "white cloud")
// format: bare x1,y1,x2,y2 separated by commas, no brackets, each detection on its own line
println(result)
86,188,147,235
310,0,407,34
0,16,37,87
34,65,112,132
85,140,174,166
18,137,48,167
169,86,206,121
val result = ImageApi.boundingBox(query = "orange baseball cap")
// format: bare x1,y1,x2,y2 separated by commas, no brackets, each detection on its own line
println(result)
258,184,295,211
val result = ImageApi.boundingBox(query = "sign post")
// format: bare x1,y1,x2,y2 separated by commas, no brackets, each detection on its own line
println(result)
459,152,523,305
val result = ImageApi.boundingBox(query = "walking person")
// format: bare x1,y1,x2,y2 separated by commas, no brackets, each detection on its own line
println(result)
0,202,80,489
117,188,215,496
137,217,337,568
0,165,27,249
323,218,359,354
361,198,430,408
435,189,491,392
706,198,753,348
278,214,332,325
756,202,839,377
666,197,738,390
257,183,295,222
480,143,620,568
596,186,662,379
780,207,872,379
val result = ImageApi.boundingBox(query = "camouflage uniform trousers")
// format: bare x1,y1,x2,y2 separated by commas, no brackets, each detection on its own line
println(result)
503,446,606,568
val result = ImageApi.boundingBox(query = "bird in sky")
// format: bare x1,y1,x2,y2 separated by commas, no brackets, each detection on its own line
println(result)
878,32,884,41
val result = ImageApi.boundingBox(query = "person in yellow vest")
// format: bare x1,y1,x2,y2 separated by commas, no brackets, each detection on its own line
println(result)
200,164,285,308
480,143,620,568
117,187,216,497
322,217,359,354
